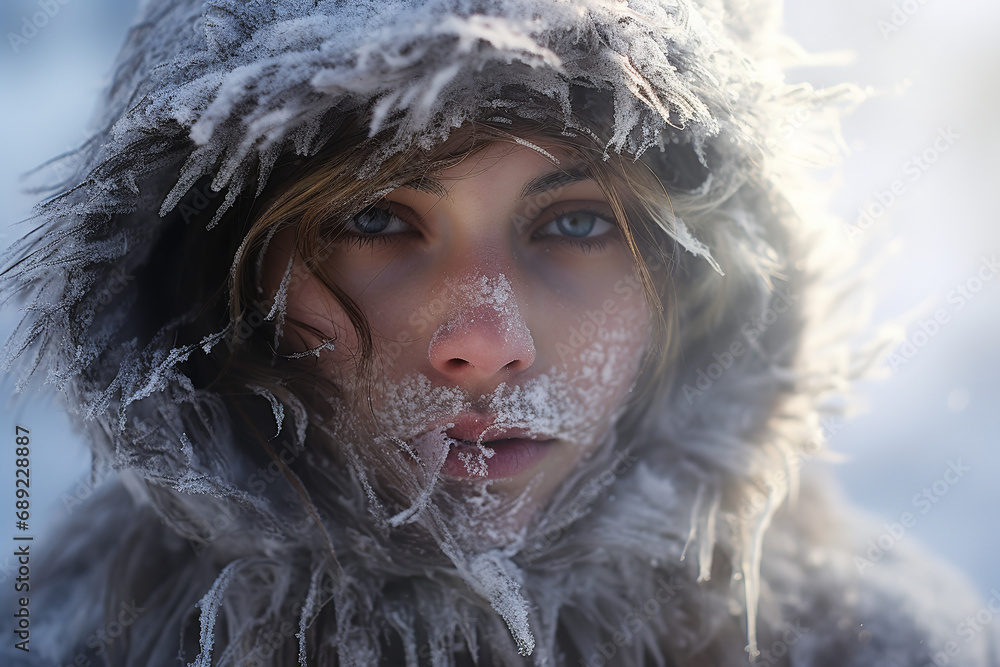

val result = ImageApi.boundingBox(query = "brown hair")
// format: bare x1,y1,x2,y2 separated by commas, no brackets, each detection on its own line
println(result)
164,107,706,534
226,116,682,412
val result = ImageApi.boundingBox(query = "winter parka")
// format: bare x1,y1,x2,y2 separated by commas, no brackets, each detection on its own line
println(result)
2,0,997,665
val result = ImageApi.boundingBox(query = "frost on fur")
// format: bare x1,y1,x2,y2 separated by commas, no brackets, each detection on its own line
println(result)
0,1,995,666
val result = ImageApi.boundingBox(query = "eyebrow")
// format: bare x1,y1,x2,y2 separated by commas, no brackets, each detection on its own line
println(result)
518,167,592,200
399,166,594,201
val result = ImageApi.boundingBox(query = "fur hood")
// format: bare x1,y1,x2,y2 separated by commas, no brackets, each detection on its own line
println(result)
2,0,996,665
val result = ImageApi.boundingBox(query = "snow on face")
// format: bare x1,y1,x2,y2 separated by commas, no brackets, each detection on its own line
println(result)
428,274,533,356
264,142,653,537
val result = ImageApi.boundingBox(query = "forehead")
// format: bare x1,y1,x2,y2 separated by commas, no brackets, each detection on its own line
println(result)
403,140,595,201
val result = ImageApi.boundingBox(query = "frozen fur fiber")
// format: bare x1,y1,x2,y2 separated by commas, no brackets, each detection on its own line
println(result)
2,0,997,665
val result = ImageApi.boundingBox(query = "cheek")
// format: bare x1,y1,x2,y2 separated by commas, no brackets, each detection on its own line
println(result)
571,298,650,386
261,230,365,366
548,288,652,436
440,274,654,450
277,269,364,371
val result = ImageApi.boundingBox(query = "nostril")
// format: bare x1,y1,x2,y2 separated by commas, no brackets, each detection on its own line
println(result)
502,358,525,372
442,356,525,373
426,274,536,380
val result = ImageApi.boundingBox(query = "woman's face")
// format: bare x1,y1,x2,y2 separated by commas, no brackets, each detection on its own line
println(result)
264,141,652,529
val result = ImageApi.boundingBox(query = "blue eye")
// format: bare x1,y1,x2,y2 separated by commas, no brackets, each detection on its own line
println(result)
351,205,409,236
538,210,615,239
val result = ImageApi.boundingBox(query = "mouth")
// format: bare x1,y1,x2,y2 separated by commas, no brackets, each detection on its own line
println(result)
439,413,556,480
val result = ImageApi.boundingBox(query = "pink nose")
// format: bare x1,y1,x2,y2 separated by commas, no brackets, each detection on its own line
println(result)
427,278,535,384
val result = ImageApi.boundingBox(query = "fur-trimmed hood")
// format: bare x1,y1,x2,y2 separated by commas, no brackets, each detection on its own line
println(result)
2,0,997,665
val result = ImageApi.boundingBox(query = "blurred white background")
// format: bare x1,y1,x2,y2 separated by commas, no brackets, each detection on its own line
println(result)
1,0,997,598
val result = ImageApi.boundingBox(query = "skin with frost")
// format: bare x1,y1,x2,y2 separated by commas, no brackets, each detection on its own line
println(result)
263,142,652,534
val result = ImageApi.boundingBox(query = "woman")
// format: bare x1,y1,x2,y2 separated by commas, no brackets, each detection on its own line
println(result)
2,0,996,665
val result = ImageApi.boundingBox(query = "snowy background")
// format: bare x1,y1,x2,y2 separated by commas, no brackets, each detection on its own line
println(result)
0,0,997,600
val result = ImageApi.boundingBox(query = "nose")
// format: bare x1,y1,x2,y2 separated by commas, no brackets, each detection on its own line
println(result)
427,274,535,386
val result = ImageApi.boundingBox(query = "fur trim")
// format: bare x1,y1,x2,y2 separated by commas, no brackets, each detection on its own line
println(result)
1,1,996,665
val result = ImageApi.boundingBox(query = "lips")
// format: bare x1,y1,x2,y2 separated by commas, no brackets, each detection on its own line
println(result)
439,413,555,479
